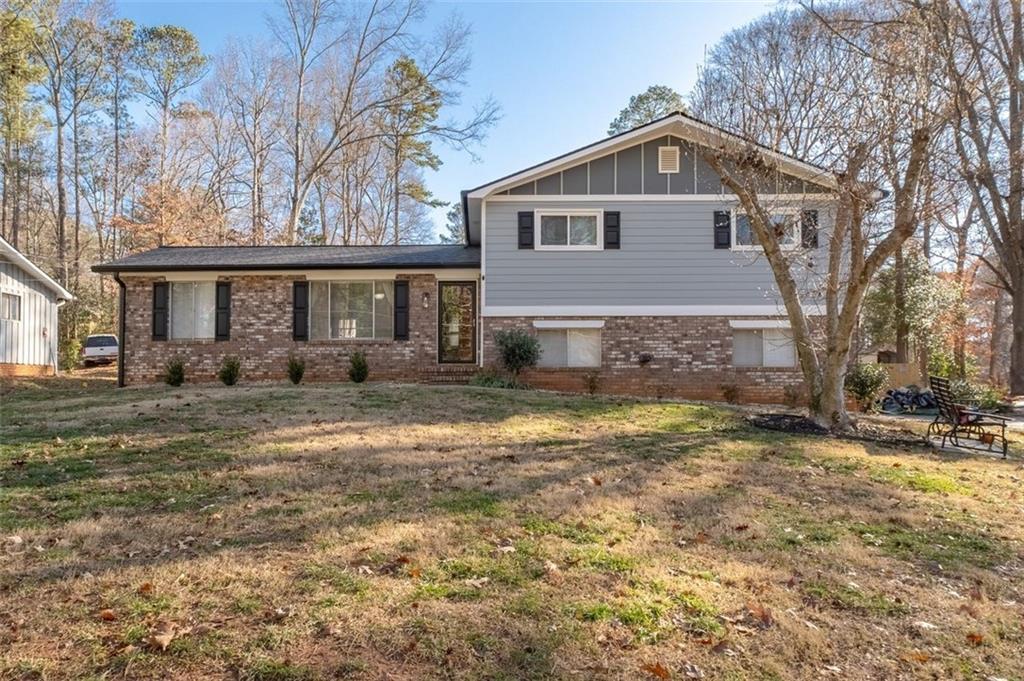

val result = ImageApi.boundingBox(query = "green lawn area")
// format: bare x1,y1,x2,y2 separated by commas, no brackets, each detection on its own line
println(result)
1,373,1022,680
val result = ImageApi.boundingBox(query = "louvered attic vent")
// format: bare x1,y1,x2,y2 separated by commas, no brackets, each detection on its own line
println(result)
658,146,680,174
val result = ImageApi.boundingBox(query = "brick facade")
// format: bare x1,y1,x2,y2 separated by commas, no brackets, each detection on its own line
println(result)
121,274,442,385
482,316,806,405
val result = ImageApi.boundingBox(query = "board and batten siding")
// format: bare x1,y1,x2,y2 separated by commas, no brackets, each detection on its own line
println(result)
482,200,832,309
0,255,60,368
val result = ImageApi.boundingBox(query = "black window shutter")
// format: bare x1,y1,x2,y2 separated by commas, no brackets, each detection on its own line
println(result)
714,211,731,249
215,282,231,341
394,280,410,341
152,282,168,341
517,211,534,249
604,211,620,249
801,209,819,249
292,281,309,341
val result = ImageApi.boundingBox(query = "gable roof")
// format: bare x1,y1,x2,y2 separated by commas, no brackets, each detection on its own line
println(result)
460,110,838,244
0,235,73,301
92,244,480,273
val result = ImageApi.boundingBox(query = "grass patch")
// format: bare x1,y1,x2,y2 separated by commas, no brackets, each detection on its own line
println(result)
240,659,317,681
521,516,602,544
300,563,369,595
804,580,909,616
432,490,503,517
856,522,999,568
870,466,965,494
571,546,636,574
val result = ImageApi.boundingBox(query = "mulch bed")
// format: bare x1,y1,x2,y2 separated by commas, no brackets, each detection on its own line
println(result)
747,413,928,449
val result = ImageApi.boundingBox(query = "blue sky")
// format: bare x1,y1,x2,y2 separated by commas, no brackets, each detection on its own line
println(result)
118,0,777,238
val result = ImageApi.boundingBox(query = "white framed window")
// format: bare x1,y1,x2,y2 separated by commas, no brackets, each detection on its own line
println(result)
535,210,603,251
1,292,21,321
732,209,801,251
537,328,601,368
170,282,216,340
658,146,680,174
310,280,394,341
732,328,796,368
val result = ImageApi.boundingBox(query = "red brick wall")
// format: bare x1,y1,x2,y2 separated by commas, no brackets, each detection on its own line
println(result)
121,274,440,385
482,316,807,405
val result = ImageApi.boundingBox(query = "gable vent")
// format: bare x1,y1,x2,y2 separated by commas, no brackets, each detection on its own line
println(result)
658,146,680,174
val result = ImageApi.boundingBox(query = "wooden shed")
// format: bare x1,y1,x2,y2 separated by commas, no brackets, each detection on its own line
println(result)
0,236,73,377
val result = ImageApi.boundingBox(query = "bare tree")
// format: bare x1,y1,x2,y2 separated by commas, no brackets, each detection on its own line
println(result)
692,3,948,428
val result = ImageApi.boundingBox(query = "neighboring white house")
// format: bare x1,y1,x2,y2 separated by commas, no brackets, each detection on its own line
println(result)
0,235,73,377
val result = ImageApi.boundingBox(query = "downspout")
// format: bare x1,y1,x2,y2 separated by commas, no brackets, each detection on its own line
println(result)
113,272,126,388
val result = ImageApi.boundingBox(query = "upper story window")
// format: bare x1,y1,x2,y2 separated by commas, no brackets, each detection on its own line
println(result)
170,282,216,340
733,210,800,251
536,210,603,251
1,292,21,321
310,280,394,341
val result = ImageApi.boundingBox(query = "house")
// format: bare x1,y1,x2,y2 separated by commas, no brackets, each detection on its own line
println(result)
93,112,836,403
0,235,74,377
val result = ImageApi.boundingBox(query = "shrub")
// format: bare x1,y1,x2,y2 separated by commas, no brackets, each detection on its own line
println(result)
164,357,185,386
469,370,520,389
493,329,541,380
287,354,305,385
783,384,803,409
348,351,369,383
60,336,81,372
582,371,600,395
218,356,241,386
720,384,740,404
844,363,889,411
950,379,1005,411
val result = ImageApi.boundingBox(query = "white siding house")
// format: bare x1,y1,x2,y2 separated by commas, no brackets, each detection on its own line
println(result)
0,236,73,376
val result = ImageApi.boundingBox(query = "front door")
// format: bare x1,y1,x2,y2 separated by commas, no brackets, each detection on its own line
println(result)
438,281,476,363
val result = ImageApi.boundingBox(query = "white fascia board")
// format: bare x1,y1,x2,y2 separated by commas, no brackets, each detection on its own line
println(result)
121,268,481,281
532,319,606,329
467,114,837,200
0,236,73,301
486,194,833,203
729,319,793,329
484,305,823,317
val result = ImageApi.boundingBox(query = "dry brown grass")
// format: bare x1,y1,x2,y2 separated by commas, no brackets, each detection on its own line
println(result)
1,374,1023,680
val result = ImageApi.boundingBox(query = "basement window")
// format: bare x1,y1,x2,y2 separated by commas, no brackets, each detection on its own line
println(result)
732,328,796,368
537,328,601,368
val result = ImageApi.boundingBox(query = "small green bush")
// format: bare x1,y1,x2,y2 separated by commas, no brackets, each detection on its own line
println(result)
950,379,1005,411
493,329,541,380
720,384,740,404
218,356,241,386
287,354,305,385
60,336,81,372
469,370,520,389
844,363,888,411
348,351,369,383
164,357,185,386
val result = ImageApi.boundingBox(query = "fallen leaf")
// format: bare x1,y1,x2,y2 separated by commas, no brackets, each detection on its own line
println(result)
543,560,563,584
465,577,490,588
641,661,670,679
590,476,603,486
733,524,749,532
682,662,704,679
147,621,176,651
746,601,774,627
901,651,930,663
966,632,984,646
138,582,154,596
99,609,116,622
409,567,422,579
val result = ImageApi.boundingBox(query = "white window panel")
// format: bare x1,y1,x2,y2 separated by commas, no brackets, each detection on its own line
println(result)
567,329,601,367
535,210,603,250
170,282,216,340
762,328,796,367
733,210,801,250
310,280,394,341
569,215,597,245
195,282,216,339
732,329,763,367
1,292,21,321
537,329,568,367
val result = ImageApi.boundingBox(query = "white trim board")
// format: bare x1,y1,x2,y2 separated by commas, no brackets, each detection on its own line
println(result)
484,305,824,317
121,268,482,281
466,114,838,199
729,319,792,329
0,235,73,302
485,193,831,203
532,320,606,329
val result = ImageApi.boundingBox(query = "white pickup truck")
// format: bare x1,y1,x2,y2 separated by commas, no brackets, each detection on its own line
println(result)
81,334,118,366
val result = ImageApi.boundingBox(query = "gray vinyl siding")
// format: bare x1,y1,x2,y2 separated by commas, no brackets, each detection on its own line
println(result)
0,256,60,368
504,136,831,197
483,200,832,308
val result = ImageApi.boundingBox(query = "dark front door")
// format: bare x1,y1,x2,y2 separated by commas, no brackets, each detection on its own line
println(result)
438,281,476,363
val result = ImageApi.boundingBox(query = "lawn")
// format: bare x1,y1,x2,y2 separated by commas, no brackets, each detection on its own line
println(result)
1,374,1022,680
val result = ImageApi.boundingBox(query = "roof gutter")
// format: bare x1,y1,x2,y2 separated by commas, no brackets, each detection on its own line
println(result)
113,272,126,388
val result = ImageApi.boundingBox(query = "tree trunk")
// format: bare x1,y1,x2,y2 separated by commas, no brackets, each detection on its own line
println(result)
55,115,68,286
2,133,10,240
894,246,909,363
990,291,1006,385
11,137,21,250
1011,276,1024,395
393,139,401,245
72,107,82,290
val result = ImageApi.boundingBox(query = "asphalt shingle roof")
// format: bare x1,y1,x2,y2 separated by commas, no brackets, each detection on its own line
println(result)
92,244,480,272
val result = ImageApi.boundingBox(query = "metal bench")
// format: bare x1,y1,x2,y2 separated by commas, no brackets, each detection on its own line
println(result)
926,376,1009,457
